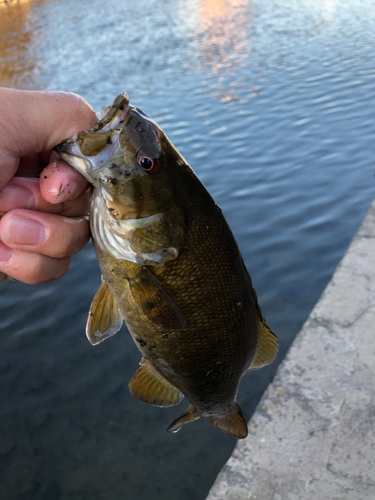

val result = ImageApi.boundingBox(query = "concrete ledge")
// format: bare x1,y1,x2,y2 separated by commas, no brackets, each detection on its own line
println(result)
207,200,375,500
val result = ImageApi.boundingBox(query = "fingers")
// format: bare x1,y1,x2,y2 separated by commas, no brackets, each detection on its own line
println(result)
0,242,71,285
0,206,90,284
40,155,89,204
0,88,97,188
0,177,90,217
0,88,96,285
0,176,91,284
0,209,90,259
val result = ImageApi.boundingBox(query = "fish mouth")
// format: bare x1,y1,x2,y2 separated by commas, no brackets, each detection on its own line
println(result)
53,91,131,184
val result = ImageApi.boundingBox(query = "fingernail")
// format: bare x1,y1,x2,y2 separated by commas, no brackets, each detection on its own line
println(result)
2,215,47,246
0,242,13,261
0,185,36,213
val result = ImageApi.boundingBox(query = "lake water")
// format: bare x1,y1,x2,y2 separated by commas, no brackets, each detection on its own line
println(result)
0,0,374,498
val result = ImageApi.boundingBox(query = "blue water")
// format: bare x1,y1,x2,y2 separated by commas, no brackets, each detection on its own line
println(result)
0,0,374,498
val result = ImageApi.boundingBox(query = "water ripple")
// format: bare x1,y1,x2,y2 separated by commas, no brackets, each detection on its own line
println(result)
0,0,374,499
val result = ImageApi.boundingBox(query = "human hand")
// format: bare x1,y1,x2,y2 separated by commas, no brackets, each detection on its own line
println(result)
0,88,97,284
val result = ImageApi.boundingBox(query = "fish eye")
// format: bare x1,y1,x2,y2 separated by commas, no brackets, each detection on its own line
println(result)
136,122,145,133
138,156,159,174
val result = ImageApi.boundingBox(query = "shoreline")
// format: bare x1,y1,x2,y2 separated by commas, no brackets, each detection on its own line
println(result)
207,199,375,500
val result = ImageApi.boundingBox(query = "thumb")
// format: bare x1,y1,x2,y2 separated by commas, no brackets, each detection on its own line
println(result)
0,88,97,189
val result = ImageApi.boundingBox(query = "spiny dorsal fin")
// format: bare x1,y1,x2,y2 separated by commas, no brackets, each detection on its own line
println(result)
249,318,279,370
129,267,186,330
86,281,123,345
167,404,200,433
129,359,184,407
207,403,248,439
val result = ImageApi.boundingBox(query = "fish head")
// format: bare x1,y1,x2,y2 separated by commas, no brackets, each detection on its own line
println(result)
55,91,181,219
54,92,188,264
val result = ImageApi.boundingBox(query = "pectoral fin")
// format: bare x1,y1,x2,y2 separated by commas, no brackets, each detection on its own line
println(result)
249,319,279,370
129,359,184,407
86,281,123,345
129,267,186,330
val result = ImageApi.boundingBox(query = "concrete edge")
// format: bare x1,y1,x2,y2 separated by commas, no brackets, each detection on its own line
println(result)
206,200,375,500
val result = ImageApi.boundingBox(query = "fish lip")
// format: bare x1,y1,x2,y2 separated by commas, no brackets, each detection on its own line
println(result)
52,92,132,180
53,91,131,156
93,91,130,131
53,138,70,155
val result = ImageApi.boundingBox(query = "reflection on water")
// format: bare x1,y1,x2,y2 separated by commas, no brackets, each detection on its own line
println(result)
0,0,375,499
0,0,45,88
198,0,249,70
0,0,33,5
196,0,251,103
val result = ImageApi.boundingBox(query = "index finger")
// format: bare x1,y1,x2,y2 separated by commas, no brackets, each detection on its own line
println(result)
0,88,97,189
0,177,90,217
40,156,89,204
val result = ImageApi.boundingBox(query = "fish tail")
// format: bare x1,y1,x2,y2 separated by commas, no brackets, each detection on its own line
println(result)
168,402,248,439
207,403,248,439
167,404,200,433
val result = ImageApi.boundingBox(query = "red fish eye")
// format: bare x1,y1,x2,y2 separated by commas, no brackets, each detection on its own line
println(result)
138,156,159,174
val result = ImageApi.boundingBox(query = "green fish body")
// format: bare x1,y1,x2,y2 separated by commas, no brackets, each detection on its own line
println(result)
55,92,278,439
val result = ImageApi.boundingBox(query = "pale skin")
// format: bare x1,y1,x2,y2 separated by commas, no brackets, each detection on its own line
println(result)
0,87,97,284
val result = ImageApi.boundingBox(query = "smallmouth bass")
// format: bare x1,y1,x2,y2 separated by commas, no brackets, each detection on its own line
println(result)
55,92,278,439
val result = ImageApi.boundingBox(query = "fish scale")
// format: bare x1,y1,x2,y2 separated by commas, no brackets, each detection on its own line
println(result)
54,91,278,438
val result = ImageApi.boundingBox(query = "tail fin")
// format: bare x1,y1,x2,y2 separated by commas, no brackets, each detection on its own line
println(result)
167,404,200,433
207,403,248,439
168,402,248,439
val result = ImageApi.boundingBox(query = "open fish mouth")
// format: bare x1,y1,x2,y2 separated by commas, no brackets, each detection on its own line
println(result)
54,91,179,267
53,91,131,185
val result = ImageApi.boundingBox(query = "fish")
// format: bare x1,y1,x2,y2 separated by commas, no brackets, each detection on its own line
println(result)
54,91,278,439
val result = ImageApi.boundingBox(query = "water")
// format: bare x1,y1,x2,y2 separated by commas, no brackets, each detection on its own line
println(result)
0,0,374,498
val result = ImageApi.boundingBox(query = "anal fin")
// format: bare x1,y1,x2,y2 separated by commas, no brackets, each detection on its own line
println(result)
249,318,279,370
86,280,123,345
129,359,184,407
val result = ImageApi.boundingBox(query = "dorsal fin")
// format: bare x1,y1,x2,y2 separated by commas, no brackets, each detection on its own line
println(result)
249,319,279,370
129,267,186,330
207,403,248,439
86,281,123,345
129,359,184,407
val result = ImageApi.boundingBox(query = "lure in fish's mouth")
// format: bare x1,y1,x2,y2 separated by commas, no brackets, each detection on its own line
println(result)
53,91,131,185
